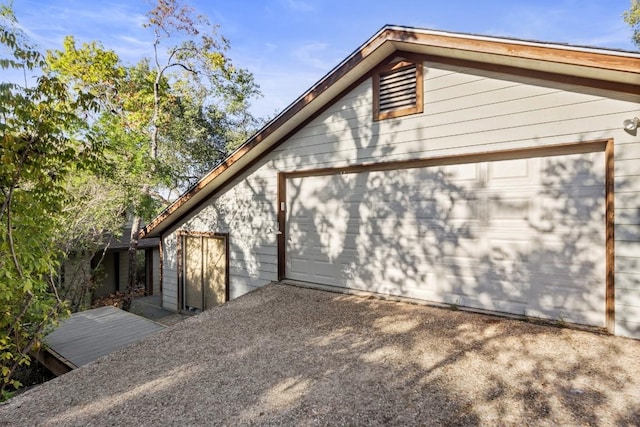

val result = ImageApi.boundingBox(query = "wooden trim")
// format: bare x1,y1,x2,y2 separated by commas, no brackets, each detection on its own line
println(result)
154,72,371,236
425,54,640,96
32,348,76,377
281,140,609,179
156,48,635,238
277,173,286,280
145,48,633,238
139,34,385,238
605,139,615,334
176,230,230,312
387,28,640,74
222,233,230,302
178,230,228,238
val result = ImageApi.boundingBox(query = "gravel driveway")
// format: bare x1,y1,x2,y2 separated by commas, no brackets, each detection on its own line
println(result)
2,283,639,426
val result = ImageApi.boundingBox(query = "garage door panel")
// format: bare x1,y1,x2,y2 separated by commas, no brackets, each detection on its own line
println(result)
441,163,482,183
487,238,530,264
536,296,603,325
538,194,605,217
313,260,338,280
288,255,311,277
459,293,529,315
488,196,532,220
487,158,535,184
439,237,480,259
286,150,606,327
541,151,604,180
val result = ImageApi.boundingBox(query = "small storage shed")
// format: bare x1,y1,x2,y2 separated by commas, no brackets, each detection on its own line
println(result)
141,26,640,338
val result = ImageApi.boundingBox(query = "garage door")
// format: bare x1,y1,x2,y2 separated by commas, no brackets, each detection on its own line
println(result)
285,150,606,326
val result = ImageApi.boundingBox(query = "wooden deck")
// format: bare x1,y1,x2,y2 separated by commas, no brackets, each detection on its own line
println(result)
35,306,165,375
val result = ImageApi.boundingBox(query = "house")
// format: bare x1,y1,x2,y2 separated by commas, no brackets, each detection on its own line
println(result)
91,225,161,299
140,26,640,338
62,222,161,308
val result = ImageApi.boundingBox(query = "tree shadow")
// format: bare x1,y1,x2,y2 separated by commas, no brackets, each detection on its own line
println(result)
269,62,638,422
144,48,639,425
284,86,614,330
162,163,280,311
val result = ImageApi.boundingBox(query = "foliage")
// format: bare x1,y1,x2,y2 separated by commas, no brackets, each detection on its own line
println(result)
624,0,640,47
45,0,262,199
0,0,262,396
0,2,158,397
46,0,262,312
0,4,98,398
144,0,261,195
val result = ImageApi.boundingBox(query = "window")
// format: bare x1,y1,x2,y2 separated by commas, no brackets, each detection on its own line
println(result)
373,57,423,121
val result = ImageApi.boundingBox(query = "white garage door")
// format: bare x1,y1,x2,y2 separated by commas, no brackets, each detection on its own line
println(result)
286,151,606,326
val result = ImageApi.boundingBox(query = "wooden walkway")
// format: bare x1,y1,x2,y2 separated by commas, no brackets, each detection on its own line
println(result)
35,306,165,375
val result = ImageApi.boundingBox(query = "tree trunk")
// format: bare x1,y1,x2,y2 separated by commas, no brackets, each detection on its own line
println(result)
121,27,164,312
121,215,142,311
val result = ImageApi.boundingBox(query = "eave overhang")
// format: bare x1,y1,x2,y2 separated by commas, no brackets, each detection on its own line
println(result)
141,25,640,239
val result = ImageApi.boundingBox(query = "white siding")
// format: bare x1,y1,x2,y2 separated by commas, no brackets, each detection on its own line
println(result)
615,129,640,337
161,60,640,337
161,233,179,312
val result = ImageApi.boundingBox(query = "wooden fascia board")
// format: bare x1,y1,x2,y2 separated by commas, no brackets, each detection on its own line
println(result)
394,40,640,87
384,28,640,74
147,71,374,241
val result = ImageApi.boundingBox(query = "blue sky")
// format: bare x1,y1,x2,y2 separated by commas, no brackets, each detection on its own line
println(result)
7,0,637,119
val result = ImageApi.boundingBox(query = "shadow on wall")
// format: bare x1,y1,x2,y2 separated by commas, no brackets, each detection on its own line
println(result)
284,87,619,331
166,171,279,297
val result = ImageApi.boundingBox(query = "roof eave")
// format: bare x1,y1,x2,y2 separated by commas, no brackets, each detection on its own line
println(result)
141,27,397,238
141,25,640,239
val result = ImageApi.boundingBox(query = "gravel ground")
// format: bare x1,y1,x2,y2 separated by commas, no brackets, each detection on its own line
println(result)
1,283,639,426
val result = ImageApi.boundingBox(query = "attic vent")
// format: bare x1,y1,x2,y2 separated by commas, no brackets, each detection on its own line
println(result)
373,58,423,121
379,65,417,113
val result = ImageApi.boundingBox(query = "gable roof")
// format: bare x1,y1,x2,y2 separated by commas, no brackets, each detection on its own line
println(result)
141,25,640,239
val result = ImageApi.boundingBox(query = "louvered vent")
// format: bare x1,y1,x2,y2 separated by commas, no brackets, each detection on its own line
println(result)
378,65,417,113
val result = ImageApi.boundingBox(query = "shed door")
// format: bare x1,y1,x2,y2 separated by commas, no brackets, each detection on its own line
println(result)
285,150,606,326
183,235,227,312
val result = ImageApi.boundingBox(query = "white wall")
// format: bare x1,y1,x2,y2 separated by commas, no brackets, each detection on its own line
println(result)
161,60,640,337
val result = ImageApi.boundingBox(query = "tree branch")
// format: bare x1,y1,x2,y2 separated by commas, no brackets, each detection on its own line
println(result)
164,62,197,75
6,190,23,280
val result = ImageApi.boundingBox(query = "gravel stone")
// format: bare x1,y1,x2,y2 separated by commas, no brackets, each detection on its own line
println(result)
1,283,639,426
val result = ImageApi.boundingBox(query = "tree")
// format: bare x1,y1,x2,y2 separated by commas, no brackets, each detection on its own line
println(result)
624,0,640,47
47,0,261,311
0,1,162,397
0,5,102,399
45,38,163,312
145,0,260,194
